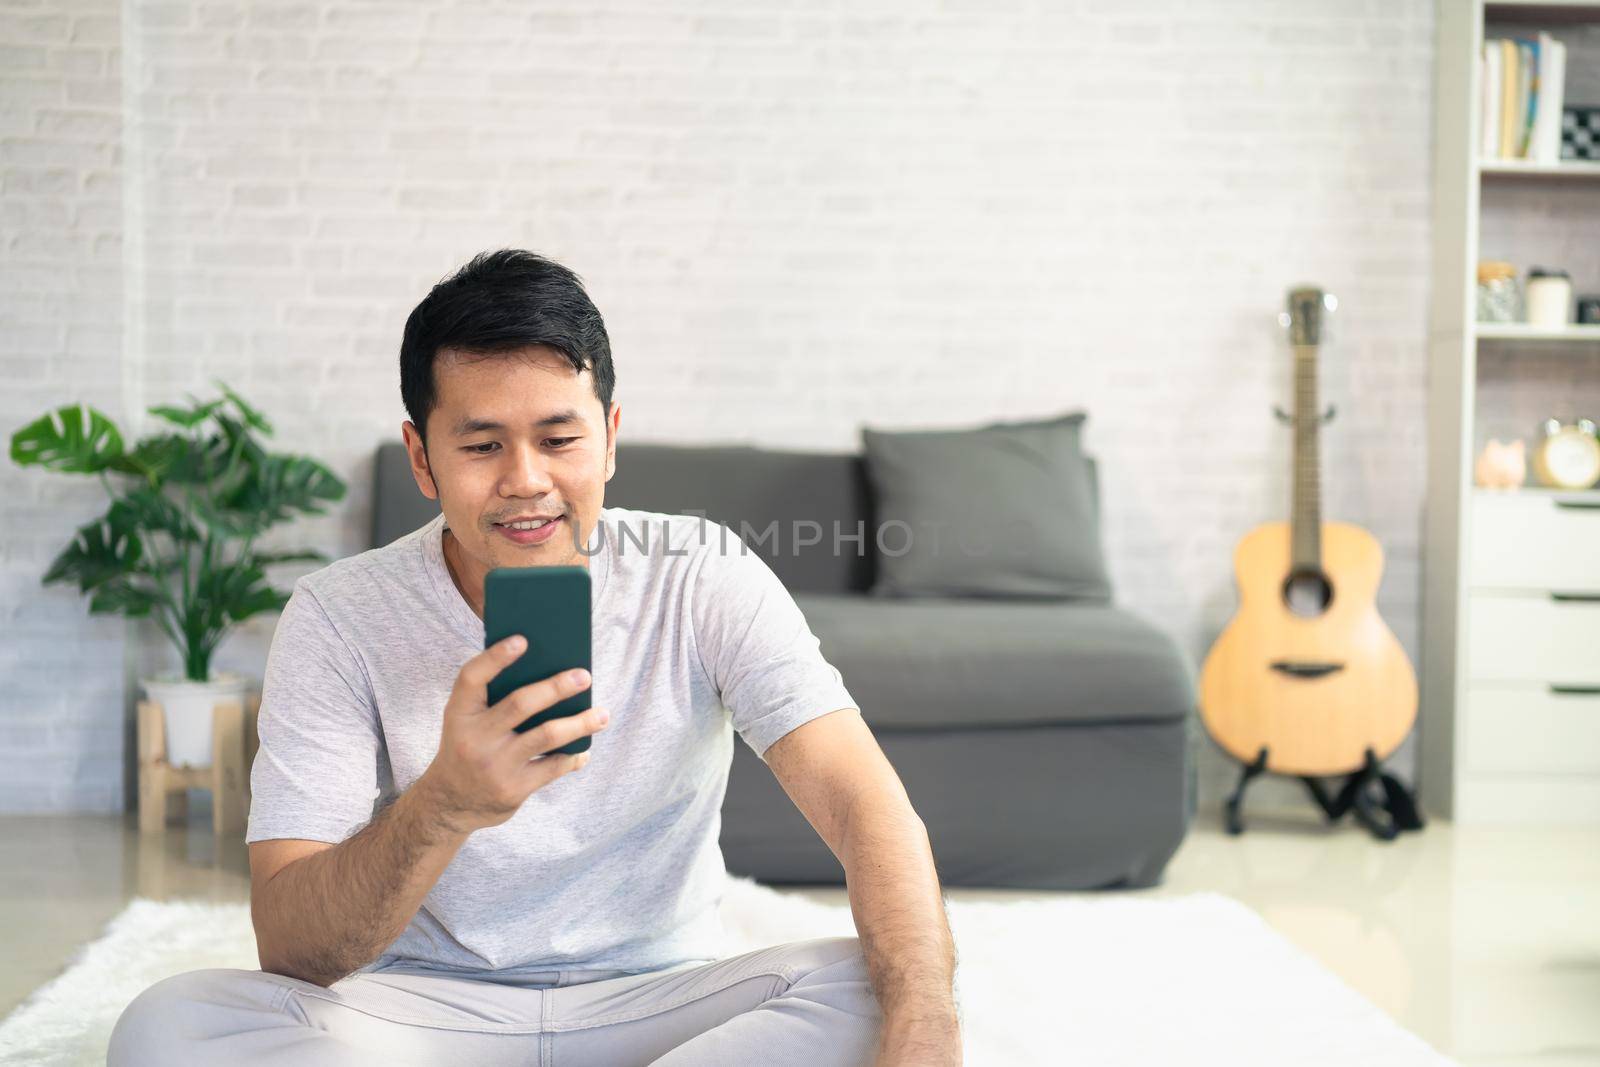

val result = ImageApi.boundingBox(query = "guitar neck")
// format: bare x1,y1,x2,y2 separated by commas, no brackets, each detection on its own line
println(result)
1290,342,1322,571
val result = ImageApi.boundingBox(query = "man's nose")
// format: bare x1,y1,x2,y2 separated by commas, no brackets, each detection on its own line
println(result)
500,442,555,496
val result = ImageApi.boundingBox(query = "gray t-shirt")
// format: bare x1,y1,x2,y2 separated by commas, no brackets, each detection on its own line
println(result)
246,506,857,975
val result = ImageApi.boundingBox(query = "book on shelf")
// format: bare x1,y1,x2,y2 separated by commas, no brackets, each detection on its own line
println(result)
1480,32,1567,165
1481,41,1502,157
1533,36,1566,162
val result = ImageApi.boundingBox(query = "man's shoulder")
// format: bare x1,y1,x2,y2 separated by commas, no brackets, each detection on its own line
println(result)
601,508,771,591
292,513,439,610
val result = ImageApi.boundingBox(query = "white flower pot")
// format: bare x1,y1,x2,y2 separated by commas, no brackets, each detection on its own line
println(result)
140,671,251,769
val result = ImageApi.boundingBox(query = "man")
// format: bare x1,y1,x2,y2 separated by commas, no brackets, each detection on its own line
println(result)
109,250,961,1065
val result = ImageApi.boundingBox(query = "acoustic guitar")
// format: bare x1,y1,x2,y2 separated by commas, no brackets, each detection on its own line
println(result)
1198,287,1418,781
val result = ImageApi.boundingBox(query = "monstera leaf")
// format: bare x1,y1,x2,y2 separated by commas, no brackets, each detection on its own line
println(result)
147,398,223,431
253,549,329,566
10,405,125,473
219,383,272,434
87,577,167,618
141,394,265,488
42,517,144,592
109,433,192,482
221,453,344,530
196,559,289,633
205,412,269,499
144,425,241,488
109,484,199,544
213,411,267,466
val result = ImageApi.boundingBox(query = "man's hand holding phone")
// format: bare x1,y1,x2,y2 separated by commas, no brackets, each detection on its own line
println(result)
418,635,610,835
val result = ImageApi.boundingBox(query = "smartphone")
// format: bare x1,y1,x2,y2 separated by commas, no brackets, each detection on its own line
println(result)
483,565,592,755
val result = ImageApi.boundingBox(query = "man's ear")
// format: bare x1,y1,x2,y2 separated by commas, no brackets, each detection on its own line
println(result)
603,403,620,483
401,420,440,501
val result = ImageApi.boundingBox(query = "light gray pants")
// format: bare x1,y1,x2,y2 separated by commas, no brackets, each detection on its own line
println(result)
107,935,880,1066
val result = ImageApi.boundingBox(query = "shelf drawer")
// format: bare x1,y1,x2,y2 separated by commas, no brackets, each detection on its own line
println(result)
1466,593,1600,684
1455,778,1600,825
1463,684,1600,774
1470,492,1600,592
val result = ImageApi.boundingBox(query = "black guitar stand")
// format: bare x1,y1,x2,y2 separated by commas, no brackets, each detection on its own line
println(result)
1225,746,1425,841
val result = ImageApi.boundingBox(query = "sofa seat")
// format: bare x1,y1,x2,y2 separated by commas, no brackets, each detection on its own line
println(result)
796,595,1193,730
723,596,1198,890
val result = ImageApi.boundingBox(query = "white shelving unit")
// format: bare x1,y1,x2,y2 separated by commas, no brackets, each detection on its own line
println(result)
1423,1,1600,824
1474,322,1600,339
1479,158,1600,177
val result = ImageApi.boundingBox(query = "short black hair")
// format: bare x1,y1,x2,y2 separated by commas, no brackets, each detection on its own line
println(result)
399,249,614,447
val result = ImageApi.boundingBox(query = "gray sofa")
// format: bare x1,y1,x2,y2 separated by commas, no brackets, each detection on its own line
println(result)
372,441,1196,889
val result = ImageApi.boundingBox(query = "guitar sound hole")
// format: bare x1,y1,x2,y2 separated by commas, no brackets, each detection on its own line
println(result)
1282,570,1333,617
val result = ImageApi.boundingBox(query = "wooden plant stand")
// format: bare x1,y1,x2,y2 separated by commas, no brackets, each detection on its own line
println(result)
136,693,261,836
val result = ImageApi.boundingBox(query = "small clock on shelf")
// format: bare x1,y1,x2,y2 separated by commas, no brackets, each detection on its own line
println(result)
1532,418,1600,490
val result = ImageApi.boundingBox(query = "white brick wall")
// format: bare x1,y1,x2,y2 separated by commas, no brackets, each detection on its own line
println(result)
1,0,126,813
5,0,1439,814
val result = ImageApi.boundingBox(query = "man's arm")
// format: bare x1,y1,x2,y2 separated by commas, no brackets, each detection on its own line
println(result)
249,639,609,987
763,709,962,1064
249,778,469,987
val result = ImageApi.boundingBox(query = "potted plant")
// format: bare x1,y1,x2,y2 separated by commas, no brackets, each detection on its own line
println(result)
10,382,345,768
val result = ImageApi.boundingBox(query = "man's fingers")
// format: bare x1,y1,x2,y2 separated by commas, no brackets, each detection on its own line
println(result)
519,749,590,791
452,636,528,708
486,669,592,734
509,705,609,761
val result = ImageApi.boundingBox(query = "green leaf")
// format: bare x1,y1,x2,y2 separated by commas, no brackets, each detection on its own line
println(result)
88,578,162,617
252,549,328,565
147,399,222,430
216,380,273,435
190,496,262,540
221,454,346,532
107,434,193,481
108,484,198,543
10,404,125,473
172,434,233,486
123,423,240,488
42,517,143,592
232,585,289,619
209,412,267,495
197,560,289,631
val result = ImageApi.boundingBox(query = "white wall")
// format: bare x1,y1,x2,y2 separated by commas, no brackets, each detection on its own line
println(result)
3,0,1436,814
2,0,126,812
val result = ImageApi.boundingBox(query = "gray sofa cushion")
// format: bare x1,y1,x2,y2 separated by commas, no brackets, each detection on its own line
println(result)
723,716,1192,889
860,412,1111,602
795,594,1192,730
603,443,875,595
372,443,439,550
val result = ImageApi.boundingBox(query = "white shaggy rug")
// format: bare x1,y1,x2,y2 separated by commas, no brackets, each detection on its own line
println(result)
0,875,1454,1067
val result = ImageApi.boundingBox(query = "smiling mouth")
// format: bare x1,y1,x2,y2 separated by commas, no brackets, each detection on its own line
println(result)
494,517,560,530
491,514,566,545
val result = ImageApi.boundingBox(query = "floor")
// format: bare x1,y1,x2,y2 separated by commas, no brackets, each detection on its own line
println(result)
0,807,1594,1067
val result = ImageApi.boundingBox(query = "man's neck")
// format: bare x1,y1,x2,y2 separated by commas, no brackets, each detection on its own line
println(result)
441,527,487,620
442,521,596,621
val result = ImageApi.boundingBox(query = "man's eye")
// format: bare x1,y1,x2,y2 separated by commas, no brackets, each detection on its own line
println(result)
465,439,575,454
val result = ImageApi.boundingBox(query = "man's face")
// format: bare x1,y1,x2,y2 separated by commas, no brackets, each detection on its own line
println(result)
402,345,618,581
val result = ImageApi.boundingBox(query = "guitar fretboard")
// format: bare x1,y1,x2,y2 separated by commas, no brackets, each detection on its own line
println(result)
1290,343,1322,572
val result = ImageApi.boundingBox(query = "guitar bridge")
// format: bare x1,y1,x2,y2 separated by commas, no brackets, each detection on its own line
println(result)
1269,660,1346,678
